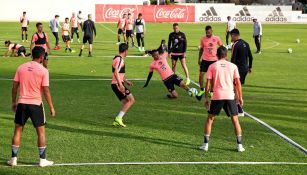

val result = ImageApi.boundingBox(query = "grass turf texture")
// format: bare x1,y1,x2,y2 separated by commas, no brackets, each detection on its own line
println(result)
0,22,306,174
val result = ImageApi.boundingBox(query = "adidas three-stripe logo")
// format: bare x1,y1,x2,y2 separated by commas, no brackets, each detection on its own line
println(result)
199,7,221,21
266,7,287,22
233,7,253,21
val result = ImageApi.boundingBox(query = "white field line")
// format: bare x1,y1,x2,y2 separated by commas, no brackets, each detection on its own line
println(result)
99,23,117,35
47,55,150,58
176,72,307,155
0,78,146,81
263,39,280,50
11,161,307,167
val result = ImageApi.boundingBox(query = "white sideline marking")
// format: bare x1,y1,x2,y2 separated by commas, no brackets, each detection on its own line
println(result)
47,55,150,58
99,23,117,35
177,73,307,155
0,78,146,81
263,39,280,50
12,161,307,167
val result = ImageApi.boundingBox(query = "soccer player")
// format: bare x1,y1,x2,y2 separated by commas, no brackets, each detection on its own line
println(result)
20,12,29,42
62,17,74,53
199,46,245,152
70,12,80,43
226,16,236,47
30,22,51,68
125,13,135,47
198,25,222,98
77,11,84,29
230,29,253,116
111,43,135,127
49,15,60,50
168,23,190,85
4,40,30,58
143,49,197,99
117,14,127,44
253,17,262,54
134,13,146,52
7,46,56,167
79,14,96,57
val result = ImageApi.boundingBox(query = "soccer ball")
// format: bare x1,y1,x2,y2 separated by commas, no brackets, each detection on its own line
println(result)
288,48,293,54
188,88,198,97
296,38,300,44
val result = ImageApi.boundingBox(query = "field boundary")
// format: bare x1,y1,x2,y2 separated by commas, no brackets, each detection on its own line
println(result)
0,78,146,81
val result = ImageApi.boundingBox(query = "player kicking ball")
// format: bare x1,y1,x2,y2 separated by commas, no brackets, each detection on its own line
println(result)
143,49,199,99
199,46,245,152
111,43,135,127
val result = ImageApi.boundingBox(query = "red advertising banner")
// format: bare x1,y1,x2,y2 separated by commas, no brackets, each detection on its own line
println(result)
95,5,195,22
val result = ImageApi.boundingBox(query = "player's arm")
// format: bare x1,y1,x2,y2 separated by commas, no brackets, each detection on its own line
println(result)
114,66,125,93
43,86,55,117
143,20,146,34
234,78,243,107
198,47,203,65
46,36,51,54
143,71,153,88
11,81,19,112
30,37,35,54
92,22,96,37
259,23,262,36
247,43,253,73
204,78,212,109
123,77,133,87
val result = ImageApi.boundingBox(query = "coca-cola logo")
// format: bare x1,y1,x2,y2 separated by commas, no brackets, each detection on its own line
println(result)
155,8,187,19
105,7,135,19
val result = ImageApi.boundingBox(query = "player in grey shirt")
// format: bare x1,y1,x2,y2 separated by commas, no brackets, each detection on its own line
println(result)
134,13,146,52
253,17,262,54
49,15,60,50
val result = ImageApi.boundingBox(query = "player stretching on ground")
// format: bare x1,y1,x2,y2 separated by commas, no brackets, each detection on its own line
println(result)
143,49,198,99
198,25,222,99
111,43,135,127
125,13,135,47
62,18,74,53
4,40,30,58
70,12,80,43
20,12,29,42
199,46,245,152
30,22,51,68
134,13,146,52
79,14,96,57
168,23,190,85
7,46,56,167
117,14,127,44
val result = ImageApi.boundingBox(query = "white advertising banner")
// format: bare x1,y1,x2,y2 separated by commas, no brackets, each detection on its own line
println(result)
195,4,293,23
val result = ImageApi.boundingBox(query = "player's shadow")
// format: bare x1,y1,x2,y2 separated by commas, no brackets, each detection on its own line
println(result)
46,123,196,150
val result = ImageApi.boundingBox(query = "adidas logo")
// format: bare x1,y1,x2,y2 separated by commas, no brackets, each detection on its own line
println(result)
233,7,253,22
265,7,287,22
199,7,221,22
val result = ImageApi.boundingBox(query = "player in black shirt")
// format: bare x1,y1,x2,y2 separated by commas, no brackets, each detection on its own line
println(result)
168,23,190,85
79,14,96,57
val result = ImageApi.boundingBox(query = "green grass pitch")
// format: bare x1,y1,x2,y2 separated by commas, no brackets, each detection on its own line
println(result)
0,22,306,174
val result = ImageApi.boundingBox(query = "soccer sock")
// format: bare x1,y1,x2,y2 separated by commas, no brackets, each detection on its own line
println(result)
76,33,79,39
25,34,28,40
204,135,210,143
117,111,125,119
38,147,46,159
200,88,204,91
89,51,92,55
236,135,242,144
79,49,83,55
118,38,120,42
12,145,19,158
69,48,72,52
22,34,24,40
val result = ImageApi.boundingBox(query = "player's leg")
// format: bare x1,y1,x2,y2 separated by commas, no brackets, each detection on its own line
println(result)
71,28,74,42
231,115,245,152
136,33,141,51
141,33,145,51
226,31,229,46
88,44,93,57
114,94,135,127
21,28,24,42
199,71,205,92
171,57,177,73
179,57,190,85
79,36,87,56
258,35,262,53
117,29,121,43
76,28,80,43
131,33,135,47
25,28,28,42
126,32,130,46
35,126,53,166
7,124,23,166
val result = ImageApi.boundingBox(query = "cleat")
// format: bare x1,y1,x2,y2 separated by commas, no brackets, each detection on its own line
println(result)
199,143,209,151
116,42,121,45
39,159,54,167
113,117,126,127
142,47,145,52
138,47,142,52
197,90,205,97
185,78,191,86
88,54,92,57
166,93,173,99
196,94,203,101
237,144,245,152
7,157,17,166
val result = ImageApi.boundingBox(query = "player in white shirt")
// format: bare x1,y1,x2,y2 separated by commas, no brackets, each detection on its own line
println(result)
134,13,146,52
77,11,84,28
117,14,127,44
20,12,29,42
62,18,74,53
226,16,236,49
253,17,262,54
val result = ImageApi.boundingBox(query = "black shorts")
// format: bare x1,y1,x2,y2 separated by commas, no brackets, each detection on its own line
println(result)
111,83,131,101
163,74,183,92
83,35,93,44
17,46,26,56
200,60,216,72
21,27,28,32
208,100,238,117
118,29,125,35
15,103,46,127
62,35,71,42
72,27,78,33
126,30,133,38
239,71,248,85
171,55,185,61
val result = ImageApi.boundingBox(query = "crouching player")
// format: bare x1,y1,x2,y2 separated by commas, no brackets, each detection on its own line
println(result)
62,18,74,53
199,46,245,152
4,40,30,58
111,43,135,127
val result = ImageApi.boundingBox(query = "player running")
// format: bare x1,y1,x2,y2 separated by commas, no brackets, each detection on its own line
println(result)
62,17,74,53
79,14,96,57
20,12,29,42
111,43,135,127
199,46,245,152
168,23,190,85
134,13,146,52
125,13,135,47
70,12,80,43
4,40,30,58
143,49,199,99
30,22,51,68
198,25,222,99
7,46,56,167
49,15,60,50
117,14,127,44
